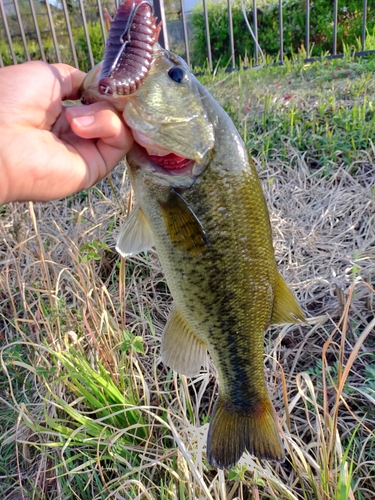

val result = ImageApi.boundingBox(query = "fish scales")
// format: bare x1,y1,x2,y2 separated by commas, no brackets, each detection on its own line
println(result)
80,15,305,468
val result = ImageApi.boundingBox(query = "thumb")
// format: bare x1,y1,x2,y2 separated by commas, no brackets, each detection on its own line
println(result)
66,102,134,152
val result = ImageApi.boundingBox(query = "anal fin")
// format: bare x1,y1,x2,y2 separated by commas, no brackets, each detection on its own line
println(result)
116,206,154,257
271,271,305,325
161,306,207,377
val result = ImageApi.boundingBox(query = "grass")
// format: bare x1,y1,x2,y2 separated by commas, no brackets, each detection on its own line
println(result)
200,54,375,172
1,53,375,499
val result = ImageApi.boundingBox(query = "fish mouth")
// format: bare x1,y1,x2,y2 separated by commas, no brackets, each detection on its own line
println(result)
148,152,193,171
131,129,196,175
143,148,195,175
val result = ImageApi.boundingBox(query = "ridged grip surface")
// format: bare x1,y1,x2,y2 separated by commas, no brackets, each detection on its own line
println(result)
99,0,160,96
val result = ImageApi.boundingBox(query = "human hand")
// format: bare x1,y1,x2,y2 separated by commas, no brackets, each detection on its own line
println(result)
0,61,133,204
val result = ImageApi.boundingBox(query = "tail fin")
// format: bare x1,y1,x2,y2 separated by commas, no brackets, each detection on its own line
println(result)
207,395,284,469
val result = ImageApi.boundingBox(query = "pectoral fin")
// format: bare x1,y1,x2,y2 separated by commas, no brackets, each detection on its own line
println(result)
271,271,305,324
116,206,154,257
159,189,208,256
161,306,207,377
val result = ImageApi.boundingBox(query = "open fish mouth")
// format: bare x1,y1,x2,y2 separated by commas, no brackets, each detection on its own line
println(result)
138,146,195,176
148,153,194,172
131,128,196,175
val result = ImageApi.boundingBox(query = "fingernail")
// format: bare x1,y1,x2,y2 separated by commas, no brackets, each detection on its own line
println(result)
73,115,95,127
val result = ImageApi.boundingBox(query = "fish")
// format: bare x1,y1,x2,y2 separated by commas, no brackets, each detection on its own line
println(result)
80,0,305,469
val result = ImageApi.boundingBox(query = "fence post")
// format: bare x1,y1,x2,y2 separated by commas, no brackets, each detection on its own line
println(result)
97,0,107,47
13,0,30,61
61,0,79,68
227,0,235,69
333,0,338,55
45,0,62,63
252,0,259,65
305,0,310,58
361,0,368,51
0,0,17,64
202,0,212,72
279,0,283,64
29,0,46,63
78,0,94,69
180,0,190,66
153,0,169,50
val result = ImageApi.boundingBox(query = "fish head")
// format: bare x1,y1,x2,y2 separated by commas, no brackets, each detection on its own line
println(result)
80,43,215,186
123,44,214,165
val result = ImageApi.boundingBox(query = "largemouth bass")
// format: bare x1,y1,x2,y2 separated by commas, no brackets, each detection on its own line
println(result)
80,0,305,469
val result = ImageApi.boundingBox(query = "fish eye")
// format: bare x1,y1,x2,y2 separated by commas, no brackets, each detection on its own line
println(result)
167,66,188,83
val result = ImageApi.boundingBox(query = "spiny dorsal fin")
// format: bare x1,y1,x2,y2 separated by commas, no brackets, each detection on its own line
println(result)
159,189,208,256
161,306,207,377
207,393,285,469
116,206,154,257
271,271,305,325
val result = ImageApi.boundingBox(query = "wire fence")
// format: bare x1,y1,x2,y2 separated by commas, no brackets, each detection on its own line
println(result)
0,0,374,71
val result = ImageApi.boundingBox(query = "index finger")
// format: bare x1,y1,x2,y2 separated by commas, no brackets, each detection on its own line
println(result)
51,63,87,101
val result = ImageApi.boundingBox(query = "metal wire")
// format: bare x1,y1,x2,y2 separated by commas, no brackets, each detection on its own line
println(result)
252,0,259,64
